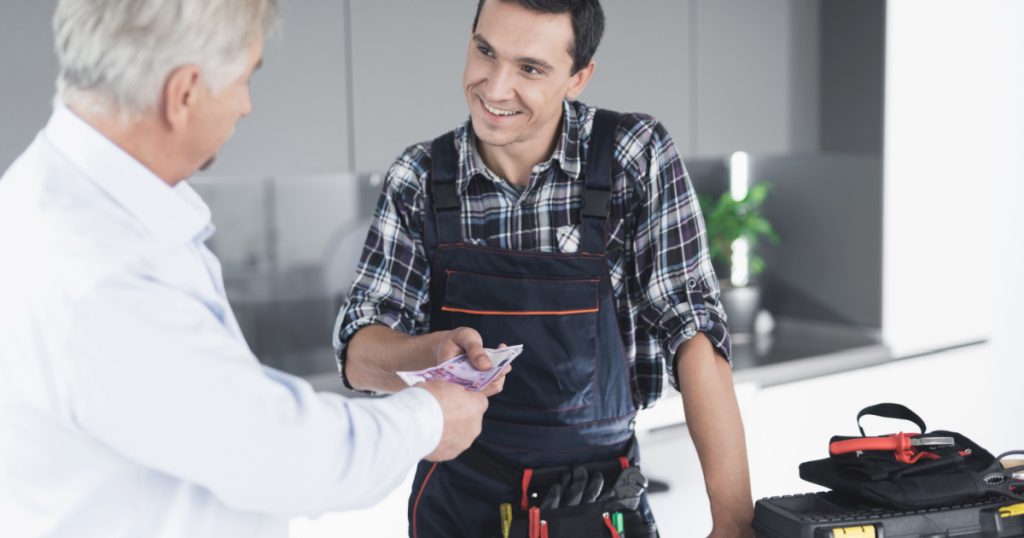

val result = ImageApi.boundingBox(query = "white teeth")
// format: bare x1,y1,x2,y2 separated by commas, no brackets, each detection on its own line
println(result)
483,101,518,117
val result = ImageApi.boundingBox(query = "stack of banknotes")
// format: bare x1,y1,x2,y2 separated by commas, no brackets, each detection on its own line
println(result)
397,345,523,392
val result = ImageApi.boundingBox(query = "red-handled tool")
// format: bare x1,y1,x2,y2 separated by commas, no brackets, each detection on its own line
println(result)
830,432,955,464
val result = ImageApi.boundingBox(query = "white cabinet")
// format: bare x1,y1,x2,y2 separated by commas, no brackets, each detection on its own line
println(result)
882,1,1002,356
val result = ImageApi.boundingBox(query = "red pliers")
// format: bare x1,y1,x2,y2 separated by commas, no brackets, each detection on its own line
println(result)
829,432,955,464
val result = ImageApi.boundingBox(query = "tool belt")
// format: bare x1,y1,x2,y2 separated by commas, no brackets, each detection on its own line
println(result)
800,403,1024,509
461,443,659,538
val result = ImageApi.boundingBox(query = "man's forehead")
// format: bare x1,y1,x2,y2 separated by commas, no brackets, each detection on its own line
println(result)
474,1,575,66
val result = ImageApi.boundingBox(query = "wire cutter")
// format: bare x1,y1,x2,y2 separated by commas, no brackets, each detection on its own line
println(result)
975,450,1024,501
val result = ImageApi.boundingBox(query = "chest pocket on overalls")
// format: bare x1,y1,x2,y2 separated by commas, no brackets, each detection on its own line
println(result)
442,269,600,415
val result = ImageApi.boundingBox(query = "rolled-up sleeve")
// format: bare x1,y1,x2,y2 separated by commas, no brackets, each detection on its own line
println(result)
629,120,731,390
66,270,442,517
333,146,433,392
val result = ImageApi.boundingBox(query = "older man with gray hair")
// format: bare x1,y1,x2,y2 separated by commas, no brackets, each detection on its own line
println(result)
0,1,499,536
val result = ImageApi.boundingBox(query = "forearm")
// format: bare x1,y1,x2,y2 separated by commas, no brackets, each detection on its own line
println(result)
675,333,754,537
345,324,446,393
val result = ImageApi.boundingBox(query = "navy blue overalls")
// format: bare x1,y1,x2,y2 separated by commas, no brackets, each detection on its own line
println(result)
408,110,657,538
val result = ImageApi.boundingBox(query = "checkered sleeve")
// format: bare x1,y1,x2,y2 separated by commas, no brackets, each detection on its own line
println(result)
626,117,732,391
333,144,433,392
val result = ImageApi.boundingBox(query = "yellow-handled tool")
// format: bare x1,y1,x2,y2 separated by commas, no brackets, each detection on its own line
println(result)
500,502,512,538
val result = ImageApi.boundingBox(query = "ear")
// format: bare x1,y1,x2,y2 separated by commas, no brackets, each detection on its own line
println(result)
162,65,202,132
566,60,596,99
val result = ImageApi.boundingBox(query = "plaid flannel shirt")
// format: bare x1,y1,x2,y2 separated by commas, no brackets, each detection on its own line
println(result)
334,100,730,408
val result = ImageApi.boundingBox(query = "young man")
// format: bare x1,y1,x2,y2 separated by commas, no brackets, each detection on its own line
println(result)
0,1,494,536
336,0,754,536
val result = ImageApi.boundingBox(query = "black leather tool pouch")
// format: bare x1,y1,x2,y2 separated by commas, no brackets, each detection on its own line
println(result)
799,403,999,509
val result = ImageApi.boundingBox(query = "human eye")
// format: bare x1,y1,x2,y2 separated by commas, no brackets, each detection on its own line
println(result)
477,45,494,58
522,64,544,76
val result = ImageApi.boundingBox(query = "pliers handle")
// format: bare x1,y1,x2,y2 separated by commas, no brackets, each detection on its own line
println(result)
977,450,1024,501
829,432,946,464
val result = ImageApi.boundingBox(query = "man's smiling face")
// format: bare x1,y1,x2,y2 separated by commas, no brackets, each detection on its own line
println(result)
463,0,593,154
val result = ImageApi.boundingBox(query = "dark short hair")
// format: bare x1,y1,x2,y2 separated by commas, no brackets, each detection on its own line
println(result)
472,0,605,75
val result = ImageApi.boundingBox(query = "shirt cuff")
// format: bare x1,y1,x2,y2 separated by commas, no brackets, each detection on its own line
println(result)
662,307,732,392
390,386,443,459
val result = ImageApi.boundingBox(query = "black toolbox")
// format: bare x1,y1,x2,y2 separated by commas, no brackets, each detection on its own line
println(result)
753,491,1024,537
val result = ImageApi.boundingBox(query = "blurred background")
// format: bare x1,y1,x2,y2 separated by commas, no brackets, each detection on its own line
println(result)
2,0,1022,535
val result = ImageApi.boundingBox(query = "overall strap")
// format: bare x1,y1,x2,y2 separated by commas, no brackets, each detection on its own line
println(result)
424,131,461,263
580,109,621,254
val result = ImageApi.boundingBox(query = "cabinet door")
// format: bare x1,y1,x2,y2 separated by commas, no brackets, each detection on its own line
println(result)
583,0,693,154
693,0,819,157
349,2,471,173
216,0,352,176
749,343,996,500
882,1,1000,356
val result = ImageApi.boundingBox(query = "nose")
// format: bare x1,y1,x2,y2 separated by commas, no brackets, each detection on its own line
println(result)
482,63,516,102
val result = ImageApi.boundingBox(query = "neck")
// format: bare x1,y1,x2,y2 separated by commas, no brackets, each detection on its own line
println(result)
70,104,185,187
476,116,562,187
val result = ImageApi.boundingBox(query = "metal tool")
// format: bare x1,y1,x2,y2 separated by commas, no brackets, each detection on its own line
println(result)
597,467,648,511
829,432,956,464
974,450,1024,501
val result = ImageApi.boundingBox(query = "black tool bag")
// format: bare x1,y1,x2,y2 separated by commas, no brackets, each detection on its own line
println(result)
504,460,659,538
506,502,654,538
799,403,1002,509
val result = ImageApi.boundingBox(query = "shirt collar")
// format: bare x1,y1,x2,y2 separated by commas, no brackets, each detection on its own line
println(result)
455,99,586,193
44,106,213,244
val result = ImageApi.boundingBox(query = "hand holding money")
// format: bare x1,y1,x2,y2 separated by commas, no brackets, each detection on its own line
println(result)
397,345,522,392
409,327,516,396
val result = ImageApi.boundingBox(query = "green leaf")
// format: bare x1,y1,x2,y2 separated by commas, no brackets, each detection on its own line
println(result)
699,180,779,281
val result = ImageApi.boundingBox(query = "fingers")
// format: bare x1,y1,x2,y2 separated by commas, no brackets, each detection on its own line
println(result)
450,327,491,370
480,365,512,397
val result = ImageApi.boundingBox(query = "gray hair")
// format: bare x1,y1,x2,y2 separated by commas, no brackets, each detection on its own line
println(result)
53,0,279,116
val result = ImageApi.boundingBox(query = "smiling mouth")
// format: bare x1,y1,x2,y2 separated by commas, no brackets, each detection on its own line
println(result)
480,98,521,117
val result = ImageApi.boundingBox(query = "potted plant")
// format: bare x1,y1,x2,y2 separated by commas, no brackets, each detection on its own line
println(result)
699,181,779,335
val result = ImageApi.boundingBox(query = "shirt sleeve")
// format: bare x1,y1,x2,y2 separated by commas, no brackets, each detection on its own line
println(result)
333,146,433,392
627,118,732,389
63,269,443,518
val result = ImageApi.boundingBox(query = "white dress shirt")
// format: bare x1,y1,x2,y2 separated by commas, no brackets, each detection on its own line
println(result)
0,107,443,537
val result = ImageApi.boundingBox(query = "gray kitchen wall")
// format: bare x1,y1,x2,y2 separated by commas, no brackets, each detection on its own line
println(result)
2,0,825,176
0,0,351,178
754,154,884,328
349,0,823,171
0,1,887,371
693,0,820,157
0,1,59,171
820,0,885,155
212,0,352,177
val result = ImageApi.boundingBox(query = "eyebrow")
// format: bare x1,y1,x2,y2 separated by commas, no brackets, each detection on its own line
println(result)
473,34,556,72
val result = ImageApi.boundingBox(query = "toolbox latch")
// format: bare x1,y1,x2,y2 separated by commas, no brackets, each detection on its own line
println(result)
1000,502,1024,518
830,525,877,537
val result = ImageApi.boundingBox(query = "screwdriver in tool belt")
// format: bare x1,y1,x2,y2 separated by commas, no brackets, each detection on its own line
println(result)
500,503,512,538
830,432,955,464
